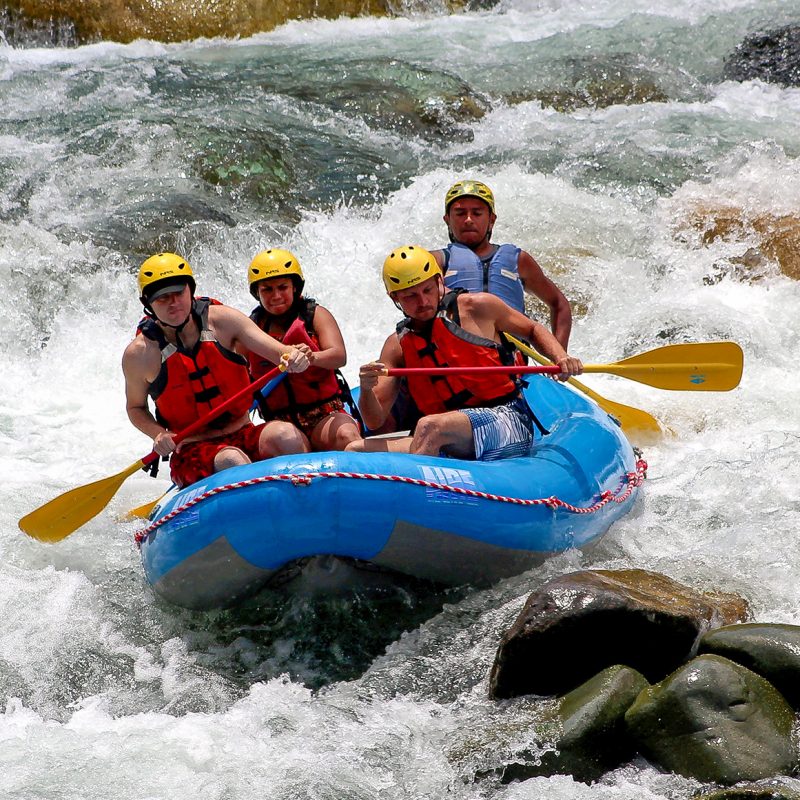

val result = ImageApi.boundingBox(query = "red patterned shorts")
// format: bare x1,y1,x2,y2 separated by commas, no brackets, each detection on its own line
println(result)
270,398,350,438
169,422,266,488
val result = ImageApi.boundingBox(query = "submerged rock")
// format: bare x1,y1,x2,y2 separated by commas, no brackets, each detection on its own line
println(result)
276,58,489,142
723,26,800,87
694,778,800,799
506,54,668,112
625,654,797,785
699,623,800,709
90,194,236,254
489,569,749,699
501,664,650,784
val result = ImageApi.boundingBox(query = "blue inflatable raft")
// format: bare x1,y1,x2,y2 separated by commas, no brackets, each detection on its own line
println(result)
137,376,645,609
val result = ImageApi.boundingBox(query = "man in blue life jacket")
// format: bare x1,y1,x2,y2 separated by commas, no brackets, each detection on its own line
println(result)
432,179,572,349
346,245,582,460
370,180,574,436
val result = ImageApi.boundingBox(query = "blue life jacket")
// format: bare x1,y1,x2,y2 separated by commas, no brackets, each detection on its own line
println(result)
441,242,524,313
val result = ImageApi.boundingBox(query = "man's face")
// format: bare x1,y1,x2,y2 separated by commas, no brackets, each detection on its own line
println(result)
391,276,442,321
150,284,192,324
444,196,495,246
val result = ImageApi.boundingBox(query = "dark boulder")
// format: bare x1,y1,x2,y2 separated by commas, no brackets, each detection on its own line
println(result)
699,623,800,708
489,569,749,699
502,664,649,784
625,655,797,784
723,26,800,87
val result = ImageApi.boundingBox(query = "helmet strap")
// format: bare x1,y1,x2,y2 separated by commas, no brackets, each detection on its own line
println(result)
153,310,193,349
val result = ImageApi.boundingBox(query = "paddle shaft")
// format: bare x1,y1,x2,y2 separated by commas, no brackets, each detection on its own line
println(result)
387,363,735,377
19,362,287,542
388,365,560,376
125,370,289,521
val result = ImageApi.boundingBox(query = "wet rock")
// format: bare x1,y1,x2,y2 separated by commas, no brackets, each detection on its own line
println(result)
694,777,800,799
190,129,297,212
625,654,797,785
0,6,78,46
506,54,669,112
90,194,237,254
283,58,489,141
723,26,800,87
2,0,386,45
489,569,749,699
502,664,649,784
680,206,800,282
699,623,800,709
2,0,500,45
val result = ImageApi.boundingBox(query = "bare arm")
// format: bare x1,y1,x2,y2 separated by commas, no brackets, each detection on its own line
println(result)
517,250,572,349
213,304,309,373
308,305,347,371
122,338,177,455
357,333,404,430
466,293,582,378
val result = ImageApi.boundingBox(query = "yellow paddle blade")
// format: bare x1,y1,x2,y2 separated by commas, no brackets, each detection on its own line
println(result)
19,459,147,543
504,334,665,443
585,341,744,391
118,492,166,521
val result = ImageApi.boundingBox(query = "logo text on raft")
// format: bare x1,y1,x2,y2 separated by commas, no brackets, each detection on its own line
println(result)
690,374,706,384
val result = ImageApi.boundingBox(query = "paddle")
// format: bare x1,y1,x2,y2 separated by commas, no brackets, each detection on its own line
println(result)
385,340,744,391
19,363,287,543
504,334,664,441
119,486,174,522
121,370,291,521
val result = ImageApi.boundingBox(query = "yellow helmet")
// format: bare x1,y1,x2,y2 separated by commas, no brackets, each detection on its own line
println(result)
248,249,305,298
382,245,441,294
444,180,495,214
138,252,195,304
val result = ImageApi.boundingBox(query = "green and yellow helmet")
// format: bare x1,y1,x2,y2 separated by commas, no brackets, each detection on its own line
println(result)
382,245,441,294
138,252,195,304
247,249,305,298
444,180,495,214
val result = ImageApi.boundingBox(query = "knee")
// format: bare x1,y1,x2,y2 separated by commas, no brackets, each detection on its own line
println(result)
410,415,447,455
413,415,441,441
214,447,249,472
335,423,362,451
260,421,309,457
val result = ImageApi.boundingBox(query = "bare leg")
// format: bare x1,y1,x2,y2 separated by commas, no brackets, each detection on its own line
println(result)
258,420,310,458
213,446,251,473
345,434,413,453
409,411,475,458
311,412,362,452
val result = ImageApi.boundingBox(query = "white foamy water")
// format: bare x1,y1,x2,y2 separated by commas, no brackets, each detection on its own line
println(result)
2,1,800,797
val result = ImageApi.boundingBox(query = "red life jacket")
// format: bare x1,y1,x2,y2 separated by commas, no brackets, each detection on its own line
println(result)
138,297,253,432
247,298,342,415
397,290,519,416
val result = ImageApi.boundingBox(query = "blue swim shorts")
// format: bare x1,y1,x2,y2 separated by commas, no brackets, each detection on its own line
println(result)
461,396,534,461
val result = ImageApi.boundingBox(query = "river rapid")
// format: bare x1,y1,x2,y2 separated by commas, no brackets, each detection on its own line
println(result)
2,1,800,798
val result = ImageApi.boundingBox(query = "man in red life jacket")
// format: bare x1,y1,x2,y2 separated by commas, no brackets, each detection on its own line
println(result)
432,180,572,349
242,248,362,451
346,245,582,460
122,252,310,488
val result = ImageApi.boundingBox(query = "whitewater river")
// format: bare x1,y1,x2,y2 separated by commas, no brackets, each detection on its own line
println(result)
2,1,800,797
